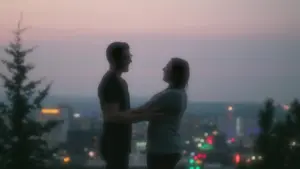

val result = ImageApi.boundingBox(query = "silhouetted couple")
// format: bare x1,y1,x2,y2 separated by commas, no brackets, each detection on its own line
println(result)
98,42,190,169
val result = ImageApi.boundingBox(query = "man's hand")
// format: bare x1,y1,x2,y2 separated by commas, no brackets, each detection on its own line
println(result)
135,106,165,120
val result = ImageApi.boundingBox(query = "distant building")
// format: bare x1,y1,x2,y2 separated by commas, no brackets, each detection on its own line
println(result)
65,130,100,154
36,108,69,147
217,116,235,137
69,117,102,131
236,117,244,137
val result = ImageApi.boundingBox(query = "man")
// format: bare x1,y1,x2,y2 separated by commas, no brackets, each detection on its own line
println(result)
98,42,157,169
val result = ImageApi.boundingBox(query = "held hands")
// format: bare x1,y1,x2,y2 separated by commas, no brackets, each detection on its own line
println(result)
135,106,165,120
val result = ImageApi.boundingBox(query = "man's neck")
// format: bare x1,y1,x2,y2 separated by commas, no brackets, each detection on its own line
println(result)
109,68,122,77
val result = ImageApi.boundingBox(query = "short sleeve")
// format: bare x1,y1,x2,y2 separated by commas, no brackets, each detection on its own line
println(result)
146,90,184,115
98,76,121,104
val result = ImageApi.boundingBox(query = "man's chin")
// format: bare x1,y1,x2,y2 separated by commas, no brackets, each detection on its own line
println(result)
122,67,129,72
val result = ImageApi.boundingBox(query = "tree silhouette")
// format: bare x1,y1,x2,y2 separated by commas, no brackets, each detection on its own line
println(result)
237,99,300,169
0,15,60,169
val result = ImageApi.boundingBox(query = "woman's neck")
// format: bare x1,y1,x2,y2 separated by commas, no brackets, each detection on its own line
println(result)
168,84,184,90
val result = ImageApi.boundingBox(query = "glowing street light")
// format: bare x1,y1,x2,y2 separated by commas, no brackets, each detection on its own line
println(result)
88,151,95,158
228,106,233,111
63,156,71,164
282,104,290,111
234,153,241,164
41,108,60,115
73,113,80,118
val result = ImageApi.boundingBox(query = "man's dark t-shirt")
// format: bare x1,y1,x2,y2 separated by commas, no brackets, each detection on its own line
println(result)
98,71,132,154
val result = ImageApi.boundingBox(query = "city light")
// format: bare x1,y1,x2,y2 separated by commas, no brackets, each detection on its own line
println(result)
196,153,207,159
234,153,241,164
189,167,201,169
189,154,205,169
88,151,95,158
206,136,213,144
73,113,80,118
189,156,202,169
282,104,290,111
63,156,71,163
41,108,60,115
199,143,213,150
227,137,236,144
290,141,297,146
212,130,218,135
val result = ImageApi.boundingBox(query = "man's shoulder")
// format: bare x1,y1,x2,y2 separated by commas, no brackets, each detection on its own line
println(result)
99,71,120,86
98,71,119,96
102,71,117,81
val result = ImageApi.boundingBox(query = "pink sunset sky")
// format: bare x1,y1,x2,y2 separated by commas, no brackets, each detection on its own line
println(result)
0,0,300,102
1,0,299,41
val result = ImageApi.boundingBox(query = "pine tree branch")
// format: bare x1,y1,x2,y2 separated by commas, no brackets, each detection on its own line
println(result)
5,45,36,58
1,60,17,74
33,82,53,109
0,73,16,90
22,78,44,99
0,102,6,111
23,78,44,92
290,99,300,122
42,120,63,133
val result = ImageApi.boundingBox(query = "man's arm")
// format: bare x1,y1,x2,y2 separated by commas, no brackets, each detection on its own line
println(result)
99,76,162,123
102,103,159,123
136,90,183,120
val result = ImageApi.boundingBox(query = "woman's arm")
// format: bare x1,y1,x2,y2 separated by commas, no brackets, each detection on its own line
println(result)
133,90,183,121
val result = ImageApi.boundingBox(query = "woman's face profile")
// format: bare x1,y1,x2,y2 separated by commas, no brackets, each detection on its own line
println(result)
163,60,172,83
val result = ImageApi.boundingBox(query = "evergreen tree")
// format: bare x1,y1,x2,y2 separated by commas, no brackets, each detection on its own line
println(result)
0,102,11,168
253,98,278,169
284,100,300,169
237,99,300,169
0,16,60,169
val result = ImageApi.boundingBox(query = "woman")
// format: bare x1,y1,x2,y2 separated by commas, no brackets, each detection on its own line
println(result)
141,57,190,169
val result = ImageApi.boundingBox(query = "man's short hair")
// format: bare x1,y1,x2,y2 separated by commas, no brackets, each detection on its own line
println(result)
106,42,130,65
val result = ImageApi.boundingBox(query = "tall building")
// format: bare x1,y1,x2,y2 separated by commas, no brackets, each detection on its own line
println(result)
36,108,69,147
236,117,244,137
217,115,235,137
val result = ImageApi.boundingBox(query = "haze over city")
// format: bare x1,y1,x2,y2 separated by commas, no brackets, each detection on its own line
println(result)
1,0,299,102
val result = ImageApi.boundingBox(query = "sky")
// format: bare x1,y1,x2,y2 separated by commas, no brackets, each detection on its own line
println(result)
0,0,300,102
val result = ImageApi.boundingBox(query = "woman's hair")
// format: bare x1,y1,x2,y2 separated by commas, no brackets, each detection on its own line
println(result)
169,57,190,89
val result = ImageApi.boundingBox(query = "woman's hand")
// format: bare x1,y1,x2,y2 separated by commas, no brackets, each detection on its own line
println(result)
134,106,164,120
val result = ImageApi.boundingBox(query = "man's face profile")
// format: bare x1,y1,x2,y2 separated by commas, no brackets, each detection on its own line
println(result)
121,49,132,72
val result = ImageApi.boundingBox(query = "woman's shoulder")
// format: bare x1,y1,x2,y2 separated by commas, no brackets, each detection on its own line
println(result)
150,88,187,103
162,89,187,104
